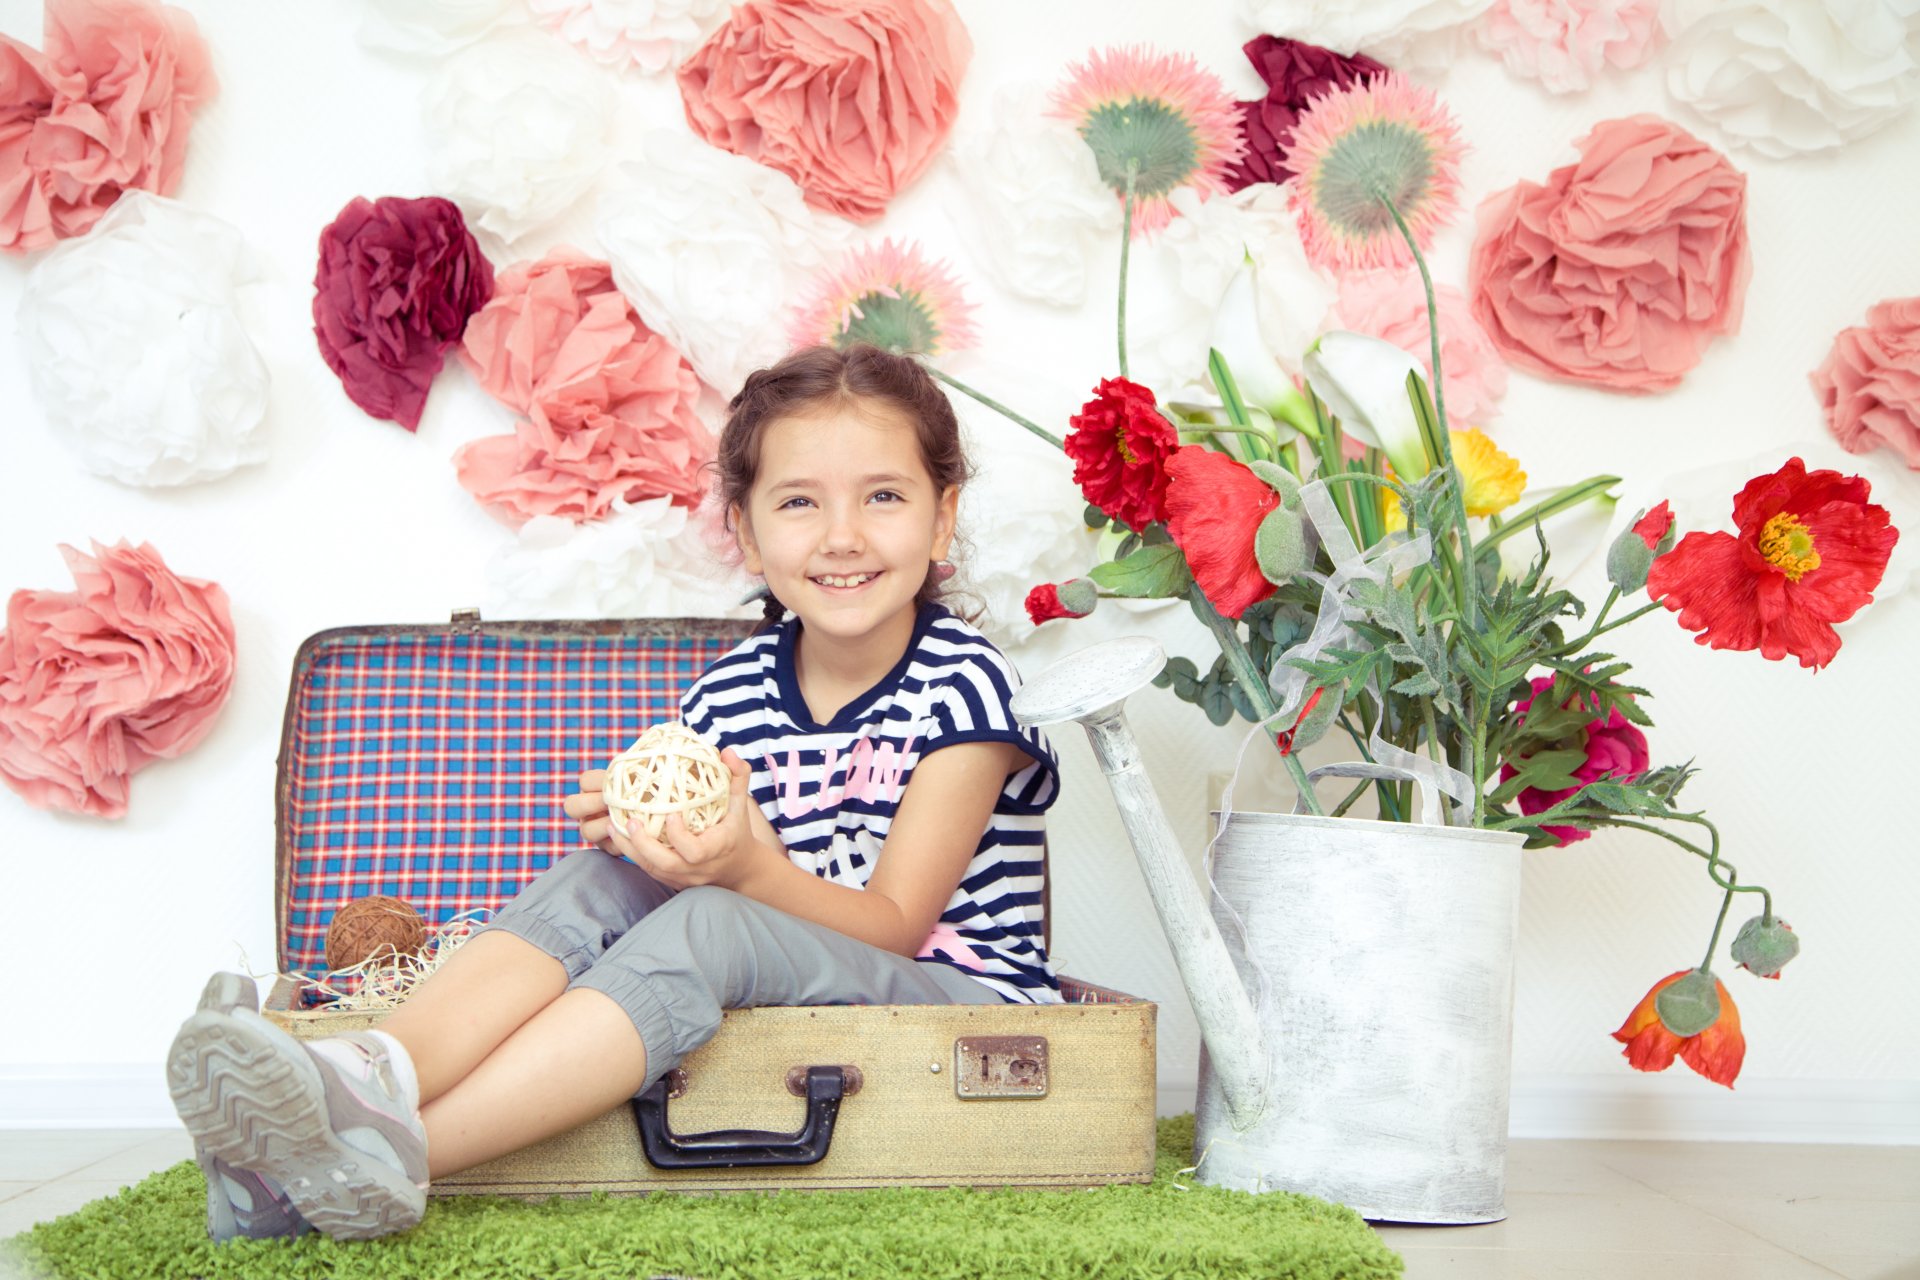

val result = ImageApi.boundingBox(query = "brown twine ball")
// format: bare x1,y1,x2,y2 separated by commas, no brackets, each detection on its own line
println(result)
326,895,428,972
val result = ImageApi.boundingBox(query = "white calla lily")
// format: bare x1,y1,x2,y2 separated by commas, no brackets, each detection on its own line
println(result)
1303,330,1434,480
1209,253,1304,444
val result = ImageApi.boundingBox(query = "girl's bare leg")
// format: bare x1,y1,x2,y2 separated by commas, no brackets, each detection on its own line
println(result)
375,930,569,1105
418,988,647,1179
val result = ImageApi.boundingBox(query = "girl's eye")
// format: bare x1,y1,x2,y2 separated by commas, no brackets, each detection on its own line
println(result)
869,490,904,504
777,496,814,510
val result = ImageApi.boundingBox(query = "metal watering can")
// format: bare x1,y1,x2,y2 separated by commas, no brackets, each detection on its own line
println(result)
1012,636,1524,1224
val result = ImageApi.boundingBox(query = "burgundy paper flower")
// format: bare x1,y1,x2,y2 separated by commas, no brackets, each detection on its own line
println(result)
677,0,971,223
1225,36,1386,192
1811,295,1920,470
312,195,495,431
1064,377,1179,532
1468,115,1750,393
0,541,235,818
455,247,712,526
1499,675,1650,846
0,0,217,254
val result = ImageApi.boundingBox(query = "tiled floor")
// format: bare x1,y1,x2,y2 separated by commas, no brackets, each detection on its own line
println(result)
1,1129,1915,1278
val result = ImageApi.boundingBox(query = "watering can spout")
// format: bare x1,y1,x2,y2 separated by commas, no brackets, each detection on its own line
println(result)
1012,636,1268,1131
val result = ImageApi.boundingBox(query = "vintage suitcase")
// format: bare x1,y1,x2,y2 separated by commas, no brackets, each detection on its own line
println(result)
259,612,1158,1195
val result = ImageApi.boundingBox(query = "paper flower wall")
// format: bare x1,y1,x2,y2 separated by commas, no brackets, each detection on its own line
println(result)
788,238,978,356
485,496,758,620
677,0,971,222
454,247,712,526
357,0,519,55
1812,296,1920,471
1473,0,1662,94
424,31,614,248
0,540,236,819
312,195,495,431
526,0,730,73
1469,114,1749,393
595,132,849,393
1663,0,1920,158
18,193,269,487
943,85,1121,308
1226,36,1386,192
0,0,216,254
1327,270,1508,427
1238,0,1495,67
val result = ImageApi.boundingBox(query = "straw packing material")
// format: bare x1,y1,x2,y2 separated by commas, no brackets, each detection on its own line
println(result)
602,721,729,838
301,909,493,1012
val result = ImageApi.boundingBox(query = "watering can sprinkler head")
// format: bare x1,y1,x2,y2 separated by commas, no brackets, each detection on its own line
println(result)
1010,636,1166,735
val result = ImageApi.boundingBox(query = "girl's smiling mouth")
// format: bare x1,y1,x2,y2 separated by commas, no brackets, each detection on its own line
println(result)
812,572,880,590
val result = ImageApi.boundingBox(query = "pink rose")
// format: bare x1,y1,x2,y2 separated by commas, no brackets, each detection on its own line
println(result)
1474,0,1662,95
1328,269,1509,427
1811,296,1920,471
676,0,971,223
1469,115,1750,393
1,0,216,254
312,195,495,432
455,247,713,526
1499,676,1650,846
0,541,236,818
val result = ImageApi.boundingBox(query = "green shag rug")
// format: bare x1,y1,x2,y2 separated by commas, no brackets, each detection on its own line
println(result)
1,1116,1401,1280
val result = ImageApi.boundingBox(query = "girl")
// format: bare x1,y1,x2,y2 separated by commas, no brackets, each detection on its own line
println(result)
166,343,1062,1242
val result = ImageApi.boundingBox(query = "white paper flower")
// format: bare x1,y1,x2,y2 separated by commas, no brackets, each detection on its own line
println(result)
18,192,269,488
1131,185,1335,400
485,495,760,620
942,84,1122,308
358,0,521,55
1239,0,1496,68
951,416,1102,645
526,0,730,73
425,32,614,248
1663,0,1920,158
595,132,851,392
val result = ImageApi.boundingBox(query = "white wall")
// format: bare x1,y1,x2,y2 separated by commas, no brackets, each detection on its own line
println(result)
1,0,1915,1141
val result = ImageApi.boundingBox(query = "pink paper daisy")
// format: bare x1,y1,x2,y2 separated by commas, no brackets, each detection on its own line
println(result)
787,238,979,357
1049,45,1246,238
1282,73,1466,274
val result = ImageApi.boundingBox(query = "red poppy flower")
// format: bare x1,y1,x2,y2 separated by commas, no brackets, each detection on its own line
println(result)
1646,457,1897,670
1065,377,1178,532
1024,580,1095,625
1611,970,1745,1089
1165,446,1279,618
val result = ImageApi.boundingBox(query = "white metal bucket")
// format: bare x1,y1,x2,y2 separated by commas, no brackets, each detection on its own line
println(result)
1193,809,1525,1223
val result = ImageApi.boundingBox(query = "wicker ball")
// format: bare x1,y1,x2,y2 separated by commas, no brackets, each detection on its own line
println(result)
602,721,730,839
325,895,428,971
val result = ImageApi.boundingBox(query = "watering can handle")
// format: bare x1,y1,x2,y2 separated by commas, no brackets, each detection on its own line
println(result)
1295,762,1445,826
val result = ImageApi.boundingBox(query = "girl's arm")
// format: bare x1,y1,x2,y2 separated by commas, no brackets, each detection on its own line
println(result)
611,741,1026,956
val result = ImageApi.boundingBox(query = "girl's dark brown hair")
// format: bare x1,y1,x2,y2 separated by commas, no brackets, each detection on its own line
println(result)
717,344,974,629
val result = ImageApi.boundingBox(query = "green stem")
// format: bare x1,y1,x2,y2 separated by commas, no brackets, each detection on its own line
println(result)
1470,695,1490,827
1478,477,1621,553
1420,700,1451,826
1701,879,1737,974
1118,168,1137,380
1190,589,1325,817
923,365,1062,450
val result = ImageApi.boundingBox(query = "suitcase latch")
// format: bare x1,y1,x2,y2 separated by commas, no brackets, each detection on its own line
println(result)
954,1035,1048,1099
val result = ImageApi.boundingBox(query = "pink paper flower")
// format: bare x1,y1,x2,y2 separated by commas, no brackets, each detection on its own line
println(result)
1328,269,1509,426
676,0,970,223
312,195,495,431
1474,0,1663,95
1811,296,1920,471
0,540,235,818
1499,676,1650,846
1,0,217,254
788,238,978,356
1469,115,1750,393
455,247,712,527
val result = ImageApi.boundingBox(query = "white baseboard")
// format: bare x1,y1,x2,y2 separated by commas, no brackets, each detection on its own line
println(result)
5,1066,1915,1144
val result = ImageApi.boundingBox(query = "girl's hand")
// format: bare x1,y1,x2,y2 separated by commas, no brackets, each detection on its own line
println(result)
562,767,617,854
605,749,777,891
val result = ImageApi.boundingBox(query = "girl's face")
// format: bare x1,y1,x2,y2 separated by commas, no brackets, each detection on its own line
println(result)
734,402,958,655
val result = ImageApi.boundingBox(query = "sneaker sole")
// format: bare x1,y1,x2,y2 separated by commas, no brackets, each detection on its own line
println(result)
192,974,254,1243
167,1008,423,1241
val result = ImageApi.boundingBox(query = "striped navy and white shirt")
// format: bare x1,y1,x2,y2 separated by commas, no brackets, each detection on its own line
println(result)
680,602,1062,1003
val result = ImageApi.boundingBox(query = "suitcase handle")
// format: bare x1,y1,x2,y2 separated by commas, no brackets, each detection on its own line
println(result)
631,1064,847,1169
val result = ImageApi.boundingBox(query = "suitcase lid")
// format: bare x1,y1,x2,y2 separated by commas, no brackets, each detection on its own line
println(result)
273,613,754,980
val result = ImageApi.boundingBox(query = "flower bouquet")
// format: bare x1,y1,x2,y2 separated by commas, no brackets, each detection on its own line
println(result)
900,51,1902,1088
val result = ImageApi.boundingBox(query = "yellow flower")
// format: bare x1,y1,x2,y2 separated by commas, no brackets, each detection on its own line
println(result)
1381,428,1526,531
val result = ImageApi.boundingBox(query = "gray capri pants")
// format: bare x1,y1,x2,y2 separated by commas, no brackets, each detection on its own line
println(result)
479,849,1002,1094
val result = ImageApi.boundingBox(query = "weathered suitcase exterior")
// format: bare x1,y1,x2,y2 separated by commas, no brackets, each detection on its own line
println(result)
259,614,1157,1196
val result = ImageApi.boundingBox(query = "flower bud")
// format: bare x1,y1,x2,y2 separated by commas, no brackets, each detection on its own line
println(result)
1606,500,1677,593
1730,915,1798,979
1654,967,1722,1037
1024,579,1098,625
1056,577,1099,616
1255,505,1308,585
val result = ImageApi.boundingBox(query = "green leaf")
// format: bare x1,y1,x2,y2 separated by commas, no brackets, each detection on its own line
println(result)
1208,348,1252,430
1088,544,1194,599
1083,503,1110,530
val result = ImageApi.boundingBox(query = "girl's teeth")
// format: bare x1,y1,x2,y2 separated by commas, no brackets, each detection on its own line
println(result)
817,573,875,587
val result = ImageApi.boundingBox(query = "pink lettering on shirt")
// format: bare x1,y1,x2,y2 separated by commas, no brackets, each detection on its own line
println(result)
771,732,919,818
